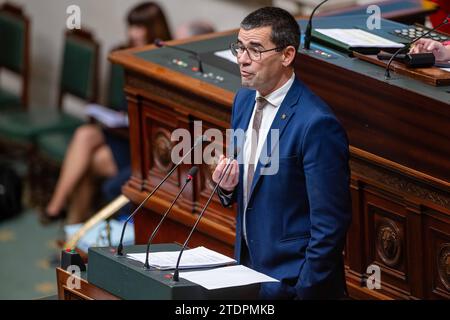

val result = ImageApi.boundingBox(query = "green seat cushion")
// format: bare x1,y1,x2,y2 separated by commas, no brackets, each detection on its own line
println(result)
36,131,74,163
0,108,84,143
0,88,21,109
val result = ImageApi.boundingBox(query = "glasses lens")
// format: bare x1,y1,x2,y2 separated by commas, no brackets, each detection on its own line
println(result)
247,47,260,61
230,42,239,56
230,43,263,61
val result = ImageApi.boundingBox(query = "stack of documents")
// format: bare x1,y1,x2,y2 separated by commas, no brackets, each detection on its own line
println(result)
84,104,129,128
314,28,404,53
180,265,279,290
214,49,237,64
127,246,236,270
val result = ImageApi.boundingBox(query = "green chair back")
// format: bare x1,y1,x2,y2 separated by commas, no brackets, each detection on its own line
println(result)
0,10,25,72
0,3,30,108
107,63,126,111
59,30,99,105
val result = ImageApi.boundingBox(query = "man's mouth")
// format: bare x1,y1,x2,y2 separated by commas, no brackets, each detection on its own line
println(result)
241,71,253,78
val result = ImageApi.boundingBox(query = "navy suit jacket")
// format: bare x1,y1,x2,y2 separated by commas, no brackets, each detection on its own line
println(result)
218,76,352,299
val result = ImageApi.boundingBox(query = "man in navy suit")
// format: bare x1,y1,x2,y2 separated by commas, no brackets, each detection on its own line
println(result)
212,7,352,299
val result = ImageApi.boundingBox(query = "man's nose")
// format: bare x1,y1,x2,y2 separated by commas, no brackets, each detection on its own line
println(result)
237,49,252,65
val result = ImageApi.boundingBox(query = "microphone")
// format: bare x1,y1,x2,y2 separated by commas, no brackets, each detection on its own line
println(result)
385,15,450,79
154,38,204,73
377,52,435,68
143,166,199,269
116,135,207,256
172,147,240,281
304,0,329,50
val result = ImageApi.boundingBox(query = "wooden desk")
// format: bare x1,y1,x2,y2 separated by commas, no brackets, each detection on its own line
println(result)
110,20,450,300
56,267,120,300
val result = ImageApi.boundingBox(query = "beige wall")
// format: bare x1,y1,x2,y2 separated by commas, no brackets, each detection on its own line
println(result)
2,0,270,110
3,0,382,111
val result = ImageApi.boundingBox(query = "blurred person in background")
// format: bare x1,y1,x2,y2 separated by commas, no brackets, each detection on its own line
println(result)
430,0,450,34
174,20,215,39
41,2,171,224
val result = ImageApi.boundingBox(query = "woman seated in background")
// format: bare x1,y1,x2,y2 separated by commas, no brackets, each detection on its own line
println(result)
41,2,171,224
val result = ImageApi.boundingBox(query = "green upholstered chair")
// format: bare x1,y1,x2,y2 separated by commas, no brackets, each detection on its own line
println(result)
0,3,30,111
0,28,99,149
35,62,125,168
31,61,125,209
0,28,99,207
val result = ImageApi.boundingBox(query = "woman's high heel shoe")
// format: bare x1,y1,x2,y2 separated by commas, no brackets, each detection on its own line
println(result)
39,208,67,225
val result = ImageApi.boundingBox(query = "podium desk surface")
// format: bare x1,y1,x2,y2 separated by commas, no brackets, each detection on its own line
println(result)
111,15,450,104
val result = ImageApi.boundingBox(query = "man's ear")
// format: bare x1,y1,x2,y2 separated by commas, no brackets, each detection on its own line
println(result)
281,46,296,67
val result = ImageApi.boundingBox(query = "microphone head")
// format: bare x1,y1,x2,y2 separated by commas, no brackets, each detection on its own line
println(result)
154,38,165,47
188,166,199,177
186,166,198,181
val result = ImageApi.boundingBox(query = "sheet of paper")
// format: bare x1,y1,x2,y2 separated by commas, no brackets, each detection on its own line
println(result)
84,104,129,128
214,49,238,64
180,265,279,290
440,68,450,73
127,246,236,270
315,28,404,48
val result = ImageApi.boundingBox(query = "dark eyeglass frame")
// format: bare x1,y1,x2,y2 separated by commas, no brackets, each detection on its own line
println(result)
230,42,285,61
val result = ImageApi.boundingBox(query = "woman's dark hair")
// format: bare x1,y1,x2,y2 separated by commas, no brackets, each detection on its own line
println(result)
127,2,172,44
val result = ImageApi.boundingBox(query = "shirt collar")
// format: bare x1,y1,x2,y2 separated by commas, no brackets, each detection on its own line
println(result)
255,72,295,108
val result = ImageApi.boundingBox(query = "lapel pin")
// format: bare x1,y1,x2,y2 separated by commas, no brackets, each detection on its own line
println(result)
281,114,287,120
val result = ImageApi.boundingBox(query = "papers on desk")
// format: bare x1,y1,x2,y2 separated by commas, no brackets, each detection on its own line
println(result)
84,104,129,128
180,265,279,290
315,28,404,49
126,246,236,270
214,49,238,64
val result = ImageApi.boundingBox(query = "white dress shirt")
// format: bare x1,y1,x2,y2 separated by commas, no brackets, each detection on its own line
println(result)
242,72,295,244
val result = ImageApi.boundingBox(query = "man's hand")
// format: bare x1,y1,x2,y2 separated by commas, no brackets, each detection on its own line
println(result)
410,39,450,61
212,155,239,192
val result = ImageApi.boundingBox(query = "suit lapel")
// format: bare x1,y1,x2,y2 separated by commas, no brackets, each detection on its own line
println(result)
236,91,256,210
247,78,303,203
237,91,256,132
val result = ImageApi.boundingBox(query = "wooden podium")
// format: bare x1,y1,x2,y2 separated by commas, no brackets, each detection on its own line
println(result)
109,17,450,300
109,30,239,260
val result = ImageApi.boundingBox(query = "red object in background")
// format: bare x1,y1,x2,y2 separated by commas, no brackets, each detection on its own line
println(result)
430,0,450,34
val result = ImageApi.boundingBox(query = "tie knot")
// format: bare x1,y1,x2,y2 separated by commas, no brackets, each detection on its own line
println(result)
256,97,268,111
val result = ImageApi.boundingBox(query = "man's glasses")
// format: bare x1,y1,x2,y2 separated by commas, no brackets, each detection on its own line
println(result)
230,42,285,61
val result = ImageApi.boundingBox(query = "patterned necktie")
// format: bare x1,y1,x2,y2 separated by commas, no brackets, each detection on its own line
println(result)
246,96,268,204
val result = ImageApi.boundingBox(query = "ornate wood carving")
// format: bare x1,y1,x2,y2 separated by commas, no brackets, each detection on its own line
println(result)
376,218,402,268
351,159,450,210
152,130,173,174
438,243,450,291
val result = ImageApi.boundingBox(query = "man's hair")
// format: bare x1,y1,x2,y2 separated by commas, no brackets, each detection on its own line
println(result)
241,7,300,53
